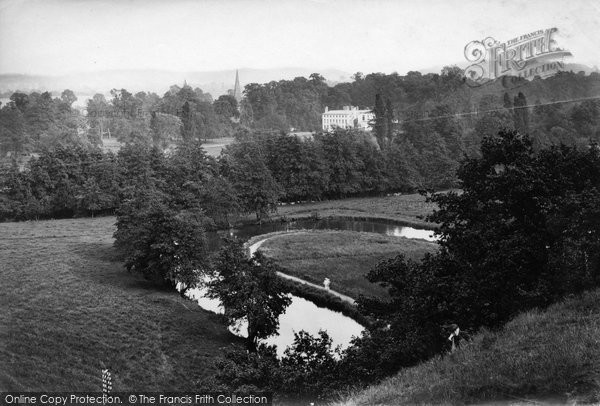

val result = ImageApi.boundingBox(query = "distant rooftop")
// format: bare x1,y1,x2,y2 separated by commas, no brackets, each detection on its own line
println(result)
323,106,371,114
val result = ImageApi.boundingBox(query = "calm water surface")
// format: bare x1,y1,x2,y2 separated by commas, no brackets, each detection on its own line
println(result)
194,217,436,357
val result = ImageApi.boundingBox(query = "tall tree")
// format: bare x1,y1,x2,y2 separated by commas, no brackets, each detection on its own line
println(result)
221,138,281,223
513,92,529,134
113,190,211,292
207,240,292,351
372,93,388,148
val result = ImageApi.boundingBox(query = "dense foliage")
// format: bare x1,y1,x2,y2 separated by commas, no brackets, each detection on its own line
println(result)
114,192,210,290
3,70,600,220
214,331,343,403
112,141,230,287
0,146,120,219
243,70,600,142
2,69,600,403
214,130,600,402
207,240,292,351
344,130,600,384
219,128,418,204
0,83,236,159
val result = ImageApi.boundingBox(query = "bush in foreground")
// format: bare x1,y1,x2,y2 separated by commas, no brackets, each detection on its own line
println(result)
348,131,600,384
335,289,600,405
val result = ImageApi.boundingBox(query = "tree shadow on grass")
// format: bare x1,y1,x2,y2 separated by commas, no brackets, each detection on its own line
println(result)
69,241,166,292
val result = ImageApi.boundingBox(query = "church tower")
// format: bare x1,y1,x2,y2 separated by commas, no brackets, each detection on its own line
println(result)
233,70,242,103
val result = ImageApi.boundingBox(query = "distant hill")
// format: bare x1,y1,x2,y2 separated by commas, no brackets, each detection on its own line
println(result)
0,67,351,99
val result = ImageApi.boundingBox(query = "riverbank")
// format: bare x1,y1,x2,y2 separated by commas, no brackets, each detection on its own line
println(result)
334,289,600,405
246,232,370,326
0,195,438,391
249,230,438,300
0,217,241,391
237,192,438,230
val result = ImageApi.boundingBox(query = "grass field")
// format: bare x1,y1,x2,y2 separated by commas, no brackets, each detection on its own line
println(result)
257,230,438,299
201,137,234,157
0,217,241,391
268,193,438,229
335,289,600,405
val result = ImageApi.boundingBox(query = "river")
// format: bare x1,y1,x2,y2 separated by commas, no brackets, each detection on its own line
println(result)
186,217,436,357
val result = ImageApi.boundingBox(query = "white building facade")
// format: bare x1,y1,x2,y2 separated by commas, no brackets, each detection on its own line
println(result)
322,106,374,132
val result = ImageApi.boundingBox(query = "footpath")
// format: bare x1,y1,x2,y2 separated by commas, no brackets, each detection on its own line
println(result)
247,234,356,305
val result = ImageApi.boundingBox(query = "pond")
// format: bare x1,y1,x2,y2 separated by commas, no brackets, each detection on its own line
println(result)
192,217,436,357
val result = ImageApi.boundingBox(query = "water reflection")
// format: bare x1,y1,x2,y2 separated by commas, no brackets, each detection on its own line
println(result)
386,226,436,240
194,217,437,357
180,283,363,358
207,218,437,251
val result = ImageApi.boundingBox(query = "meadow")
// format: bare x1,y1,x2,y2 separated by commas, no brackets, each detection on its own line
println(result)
0,194,437,392
269,192,438,229
258,230,438,299
0,217,241,391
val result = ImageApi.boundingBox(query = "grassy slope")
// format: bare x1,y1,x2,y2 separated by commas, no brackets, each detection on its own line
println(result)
334,290,600,406
259,230,437,299
266,193,438,229
0,217,242,391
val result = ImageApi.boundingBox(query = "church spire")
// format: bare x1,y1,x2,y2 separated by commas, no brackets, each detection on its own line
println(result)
233,70,242,103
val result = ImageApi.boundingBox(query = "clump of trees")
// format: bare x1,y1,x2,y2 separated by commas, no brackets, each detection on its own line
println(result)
0,83,239,161
213,130,600,401
112,140,237,289
353,130,599,382
114,192,210,291
0,90,91,156
0,146,121,219
218,128,421,205
3,70,600,219
214,330,343,403
240,70,600,190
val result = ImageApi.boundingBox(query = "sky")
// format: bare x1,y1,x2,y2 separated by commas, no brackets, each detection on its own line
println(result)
0,0,599,76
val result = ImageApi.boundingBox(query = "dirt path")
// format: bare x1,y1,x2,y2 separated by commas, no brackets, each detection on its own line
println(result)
247,233,356,305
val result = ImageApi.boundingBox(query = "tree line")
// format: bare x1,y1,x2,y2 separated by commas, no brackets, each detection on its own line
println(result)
0,125,452,223
210,131,600,403
242,68,600,145
2,68,600,403
0,83,239,159
106,129,599,403
2,69,600,201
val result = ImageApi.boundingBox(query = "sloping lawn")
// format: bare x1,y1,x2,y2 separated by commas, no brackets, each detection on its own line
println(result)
335,289,600,405
0,216,241,391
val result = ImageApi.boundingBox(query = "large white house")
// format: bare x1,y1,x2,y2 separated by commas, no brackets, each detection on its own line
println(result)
322,106,374,132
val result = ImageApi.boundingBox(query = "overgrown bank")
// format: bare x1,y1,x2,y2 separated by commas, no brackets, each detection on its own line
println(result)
334,289,600,405
209,131,600,404
264,191,438,230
